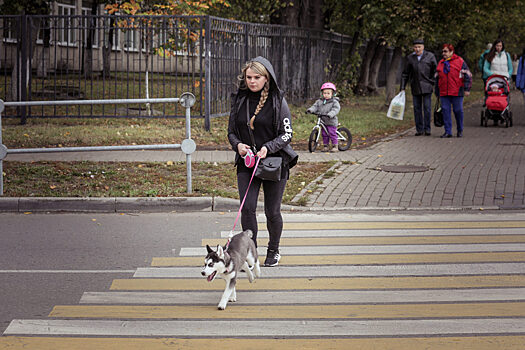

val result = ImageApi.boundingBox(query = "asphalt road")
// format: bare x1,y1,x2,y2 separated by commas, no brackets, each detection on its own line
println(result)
0,211,236,333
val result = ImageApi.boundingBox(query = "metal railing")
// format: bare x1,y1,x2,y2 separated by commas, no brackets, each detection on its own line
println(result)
1,14,358,129
0,92,196,196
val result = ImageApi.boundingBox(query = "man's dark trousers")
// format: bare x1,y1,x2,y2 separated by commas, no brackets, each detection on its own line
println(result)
413,93,432,133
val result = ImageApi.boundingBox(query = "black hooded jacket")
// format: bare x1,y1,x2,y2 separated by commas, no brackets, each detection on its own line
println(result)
227,56,298,169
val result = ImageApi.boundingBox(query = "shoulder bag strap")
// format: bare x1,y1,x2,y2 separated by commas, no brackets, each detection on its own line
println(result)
246,99,257,153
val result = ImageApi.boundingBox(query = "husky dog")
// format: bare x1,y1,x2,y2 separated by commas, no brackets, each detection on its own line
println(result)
201,230,261,310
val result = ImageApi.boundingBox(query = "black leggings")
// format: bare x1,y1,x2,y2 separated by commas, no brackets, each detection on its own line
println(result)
237,170,288,251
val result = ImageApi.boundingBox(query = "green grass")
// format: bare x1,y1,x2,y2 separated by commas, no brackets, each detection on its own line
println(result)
2,160,335,203
0,79,485,201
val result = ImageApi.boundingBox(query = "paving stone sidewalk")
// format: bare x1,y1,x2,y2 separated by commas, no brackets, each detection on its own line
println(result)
4,91,525,210
304,91,525,210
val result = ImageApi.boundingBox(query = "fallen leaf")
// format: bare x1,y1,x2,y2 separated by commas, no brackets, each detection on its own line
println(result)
166,161,174,166
49,185,57,189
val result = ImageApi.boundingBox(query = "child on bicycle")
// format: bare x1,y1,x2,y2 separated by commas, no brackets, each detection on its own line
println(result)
306,82,341,152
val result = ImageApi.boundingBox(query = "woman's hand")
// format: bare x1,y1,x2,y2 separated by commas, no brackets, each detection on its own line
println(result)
257,146,268,159
464,91,470,96
237,143,251,157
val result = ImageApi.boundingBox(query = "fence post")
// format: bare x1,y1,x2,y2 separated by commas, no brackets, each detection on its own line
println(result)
20,14,28,125
180,93,196,194
244,23,249,63
204,16,211,131
304,30,311,101
0,100,5,195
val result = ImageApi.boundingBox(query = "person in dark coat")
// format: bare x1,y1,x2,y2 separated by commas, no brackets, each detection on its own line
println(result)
227,56,298,267
400,38,438,136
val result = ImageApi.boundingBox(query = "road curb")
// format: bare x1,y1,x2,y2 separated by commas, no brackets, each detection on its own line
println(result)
0,196,514,213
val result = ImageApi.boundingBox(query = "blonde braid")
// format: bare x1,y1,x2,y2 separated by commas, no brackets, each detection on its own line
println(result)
249,81,269,130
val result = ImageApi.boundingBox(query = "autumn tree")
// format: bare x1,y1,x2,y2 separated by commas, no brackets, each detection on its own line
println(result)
105,0,229,115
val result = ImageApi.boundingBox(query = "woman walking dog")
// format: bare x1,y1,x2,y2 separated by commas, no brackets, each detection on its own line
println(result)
227,57,298,267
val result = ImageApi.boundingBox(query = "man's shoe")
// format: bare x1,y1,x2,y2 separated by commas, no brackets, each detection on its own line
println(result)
440,133,452,138
415,132,423,136
424,131,431,136
330,146,339,152
264,249,281,267
322,145,329,152
457,131,463,138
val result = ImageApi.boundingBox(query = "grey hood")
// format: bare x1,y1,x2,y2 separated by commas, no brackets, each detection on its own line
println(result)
251,56,282,94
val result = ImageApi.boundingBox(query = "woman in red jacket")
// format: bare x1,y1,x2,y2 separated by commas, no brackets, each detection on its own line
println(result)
435,44,472,138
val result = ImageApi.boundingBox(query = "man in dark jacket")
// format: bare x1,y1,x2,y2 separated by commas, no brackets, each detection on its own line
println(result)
401,39,437,136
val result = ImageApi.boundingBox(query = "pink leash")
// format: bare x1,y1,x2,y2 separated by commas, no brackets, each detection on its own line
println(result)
226,157,260,250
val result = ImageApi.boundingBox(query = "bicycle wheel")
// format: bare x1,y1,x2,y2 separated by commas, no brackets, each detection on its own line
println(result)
337,127,352,151
308,129,319,153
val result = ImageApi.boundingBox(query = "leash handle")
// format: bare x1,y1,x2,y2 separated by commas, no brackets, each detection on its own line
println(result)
230,156,260,236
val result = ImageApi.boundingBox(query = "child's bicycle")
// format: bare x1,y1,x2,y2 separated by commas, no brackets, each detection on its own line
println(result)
307,113,352,152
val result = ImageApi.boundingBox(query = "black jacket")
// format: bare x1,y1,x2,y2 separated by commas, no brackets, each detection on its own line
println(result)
400,51,437,95
228,56,298,169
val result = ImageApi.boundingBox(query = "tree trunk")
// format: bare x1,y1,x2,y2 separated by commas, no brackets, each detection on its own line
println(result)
11,15,41,123
102,17,114,78
276,0,300,26
385,46,403,106
354,37,377,95
309,0,324,30
367,39,387,95
83,3,98,77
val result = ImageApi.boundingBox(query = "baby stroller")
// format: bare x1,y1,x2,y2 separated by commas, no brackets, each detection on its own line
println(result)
480,74,513,127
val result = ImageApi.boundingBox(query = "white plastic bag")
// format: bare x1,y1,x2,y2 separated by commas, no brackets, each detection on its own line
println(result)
387,90,405,120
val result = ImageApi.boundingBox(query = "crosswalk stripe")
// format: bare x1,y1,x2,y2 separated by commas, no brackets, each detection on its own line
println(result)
2,336,525,350
152,252,525,267
222,228,525,237
49,302,525,319
110,275,525,291
269,221,525,230
134,263,525,278
204,235,525,246
5,319,525,336
180,243,525,256
80,288,525,304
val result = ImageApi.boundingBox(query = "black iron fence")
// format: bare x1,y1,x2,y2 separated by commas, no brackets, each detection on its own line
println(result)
1,14,355,129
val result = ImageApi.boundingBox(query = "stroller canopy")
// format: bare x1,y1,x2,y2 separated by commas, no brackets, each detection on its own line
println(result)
485,75,510,93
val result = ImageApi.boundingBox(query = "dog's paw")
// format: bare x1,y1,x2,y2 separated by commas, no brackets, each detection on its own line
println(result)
247,273,255,283
229,296,237,302
217,303,227,310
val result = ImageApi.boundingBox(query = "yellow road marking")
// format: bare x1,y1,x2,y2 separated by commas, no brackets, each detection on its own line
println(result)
261,221,525,230
111,275,525,291
152,252,525,267
203,234,525,246
49,302,525,319
1,336,525,350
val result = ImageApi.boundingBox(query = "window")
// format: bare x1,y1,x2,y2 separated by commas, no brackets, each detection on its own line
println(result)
124,29,141,52
82,7,99,48
57,3,76,46
2,17,19,43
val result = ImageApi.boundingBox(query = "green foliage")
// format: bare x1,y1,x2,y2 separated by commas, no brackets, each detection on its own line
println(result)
0,0,50,15
207,0,289,23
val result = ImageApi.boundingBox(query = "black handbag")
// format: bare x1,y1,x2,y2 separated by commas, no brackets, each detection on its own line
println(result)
434,98,444,127
246,100,282,182
254,156,282,182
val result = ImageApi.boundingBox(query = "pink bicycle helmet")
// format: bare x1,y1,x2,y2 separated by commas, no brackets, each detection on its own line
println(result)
321,82,336,92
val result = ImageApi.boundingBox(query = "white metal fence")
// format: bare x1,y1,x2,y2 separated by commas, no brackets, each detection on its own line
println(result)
0,93,196,196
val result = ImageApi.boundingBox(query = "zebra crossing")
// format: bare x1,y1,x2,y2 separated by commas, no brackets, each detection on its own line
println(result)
2,215,525,349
